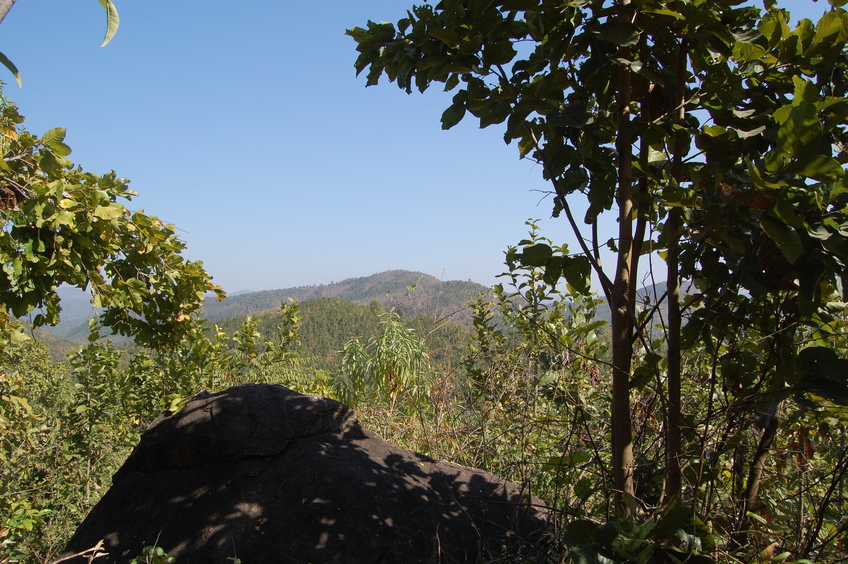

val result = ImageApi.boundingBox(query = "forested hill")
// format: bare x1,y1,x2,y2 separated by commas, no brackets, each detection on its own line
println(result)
202,270,489,324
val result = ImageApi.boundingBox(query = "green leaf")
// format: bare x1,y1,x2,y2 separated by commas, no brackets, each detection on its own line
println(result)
746,158,779,189
441,90,467,130
829,171,848,203
776,101,820,158
587,21,640,46
651,497,689,541
518,243,552,267
39,152,62,177
42,128,73,156
641,6,684,20
443,73,460,92
93,203,125,220
479,100,512,128
441,102,466,130
796,346,848,405
550,104,591,127
813,10,848,48
792,76,818,105
760,215,803,264
794,155,844,182
543,256,563,286
483,40,517,66
98,0,120,47
562,255,592,295
42,128,67,146
716,229,746,254
0,51,21,87
564,519,603,544
429,28,463,48
771,198,804,228
702,125,726,137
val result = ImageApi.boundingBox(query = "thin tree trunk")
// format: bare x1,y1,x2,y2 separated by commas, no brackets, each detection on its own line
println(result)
800,446,848,557
733,403,781,548
612,0,635,512
664,38,688,502
665,209,682,499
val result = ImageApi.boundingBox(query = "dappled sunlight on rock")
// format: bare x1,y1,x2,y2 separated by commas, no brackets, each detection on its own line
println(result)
61,384,550,562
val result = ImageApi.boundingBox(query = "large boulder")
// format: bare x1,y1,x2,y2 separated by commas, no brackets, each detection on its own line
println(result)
62,384,550,562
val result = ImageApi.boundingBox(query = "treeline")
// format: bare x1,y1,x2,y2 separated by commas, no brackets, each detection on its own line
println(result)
202,270,487,324
211,296,475,373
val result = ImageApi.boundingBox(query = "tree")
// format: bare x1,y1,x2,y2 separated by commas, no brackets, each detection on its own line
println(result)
0,89,224,349
0,1,214,348
348,0,848,531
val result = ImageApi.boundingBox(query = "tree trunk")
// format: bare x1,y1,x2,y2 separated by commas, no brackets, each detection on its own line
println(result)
733,403,781,548
664,38,688,502
665,209,682,501
611,0,635,511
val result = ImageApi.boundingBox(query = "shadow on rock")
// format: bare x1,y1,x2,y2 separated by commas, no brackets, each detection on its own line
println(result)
61,384,551,563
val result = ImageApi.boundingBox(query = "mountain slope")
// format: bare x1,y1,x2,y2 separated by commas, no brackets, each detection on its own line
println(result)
42,271,490,342
202,270,489,324
214,296,474,372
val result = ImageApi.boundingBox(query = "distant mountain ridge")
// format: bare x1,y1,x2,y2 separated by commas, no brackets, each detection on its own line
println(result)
202,270,489,324
42,270,491,342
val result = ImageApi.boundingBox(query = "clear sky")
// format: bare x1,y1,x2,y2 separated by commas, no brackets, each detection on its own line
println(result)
0,0,827,293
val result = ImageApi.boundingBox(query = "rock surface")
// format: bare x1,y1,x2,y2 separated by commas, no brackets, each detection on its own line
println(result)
62,384,550,563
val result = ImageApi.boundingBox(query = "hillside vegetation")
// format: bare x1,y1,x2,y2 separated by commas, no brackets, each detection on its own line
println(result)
213,296,475,373
4,2,848,563
41,270,488,344
202,270,488,323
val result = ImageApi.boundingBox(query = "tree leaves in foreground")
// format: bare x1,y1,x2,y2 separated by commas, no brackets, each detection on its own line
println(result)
349,0,848,558
0,89,224,349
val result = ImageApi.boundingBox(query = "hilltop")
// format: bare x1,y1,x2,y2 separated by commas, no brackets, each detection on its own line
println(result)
42,270,491,342
202,270,489,324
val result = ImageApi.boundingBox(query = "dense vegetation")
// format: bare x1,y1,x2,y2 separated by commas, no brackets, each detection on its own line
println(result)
201,269,487,324
41,270,486,343
348,0,848,558
211,295,475,373
2,0,848,562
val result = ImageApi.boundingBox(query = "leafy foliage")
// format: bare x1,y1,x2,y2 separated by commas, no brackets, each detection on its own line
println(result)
349,0,848,559
0,90,224,349
338,310,432,409
5,1,848,562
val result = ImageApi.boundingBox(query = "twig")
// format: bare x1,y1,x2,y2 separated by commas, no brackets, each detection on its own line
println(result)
49,540,107,564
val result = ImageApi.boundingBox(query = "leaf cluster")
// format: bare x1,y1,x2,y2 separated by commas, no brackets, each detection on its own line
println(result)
0,90,224,349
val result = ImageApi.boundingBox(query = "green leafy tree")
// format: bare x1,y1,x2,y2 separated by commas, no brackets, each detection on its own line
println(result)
461,224,612,503
349,0,848,545
0,90,224,349
0,1,218,349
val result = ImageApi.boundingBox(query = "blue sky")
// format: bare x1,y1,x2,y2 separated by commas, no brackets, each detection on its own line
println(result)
0,0,827,293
